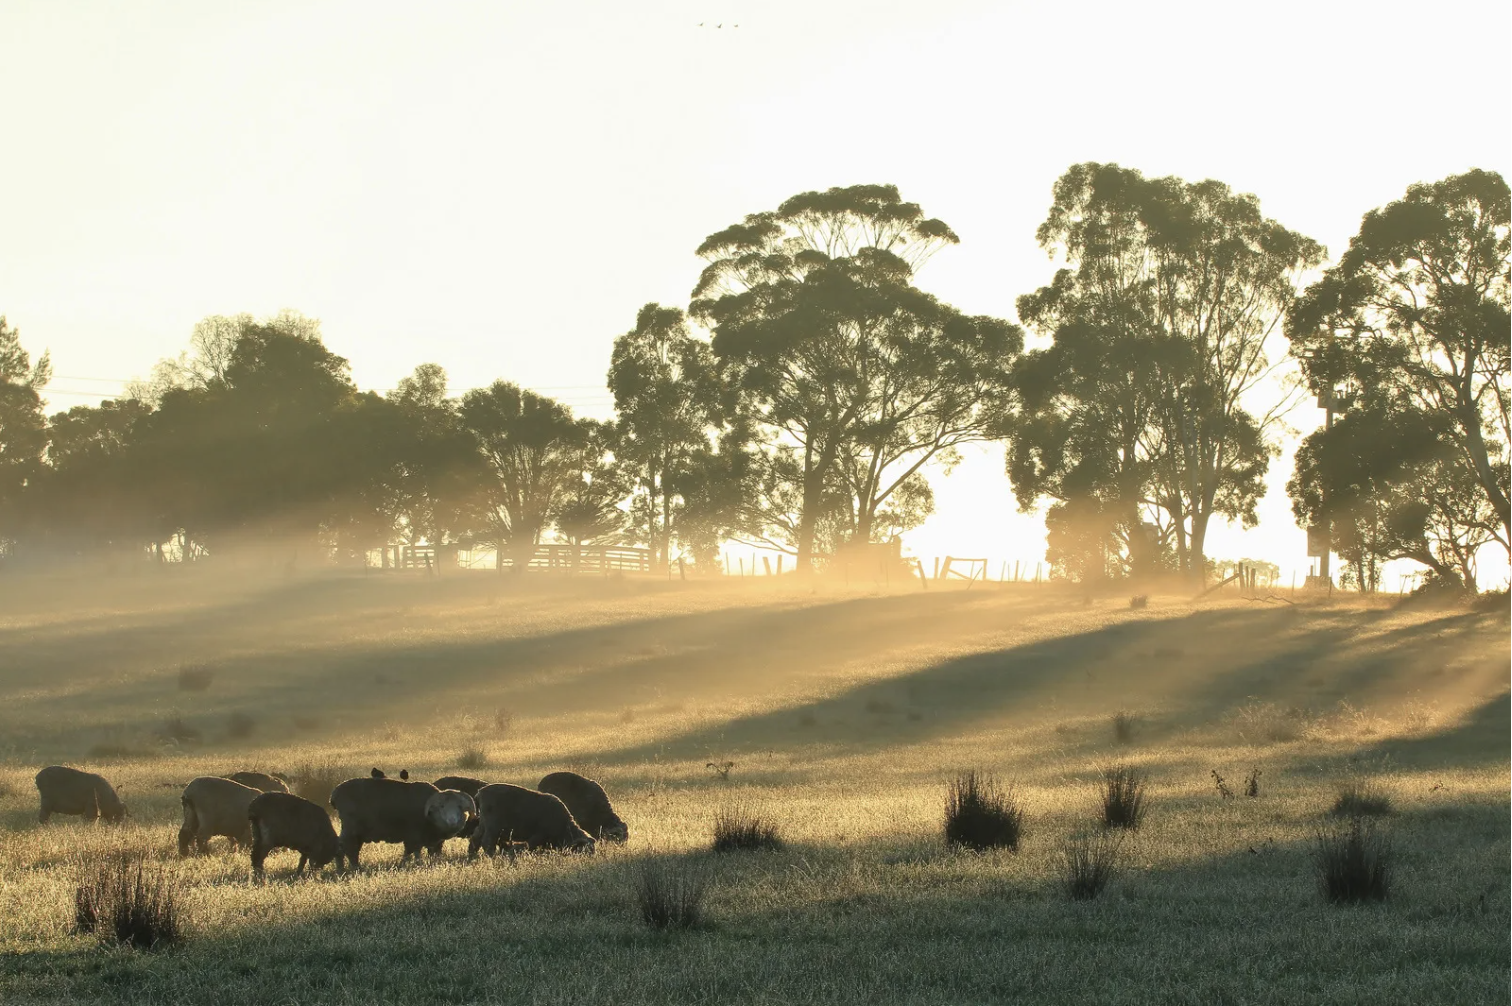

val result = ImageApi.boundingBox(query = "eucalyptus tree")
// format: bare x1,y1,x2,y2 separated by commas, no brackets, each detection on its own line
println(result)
0,317,50,555
459,381,590,572
1288,403,1500,591
381,363,490,551
691,183,1016,569
607,303,722,566
1010,163,1322,580
1287,169,1510,555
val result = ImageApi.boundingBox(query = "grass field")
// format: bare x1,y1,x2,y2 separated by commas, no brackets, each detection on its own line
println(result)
0,569,1507,1005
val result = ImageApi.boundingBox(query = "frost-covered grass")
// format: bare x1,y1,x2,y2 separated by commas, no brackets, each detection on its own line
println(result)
0,570,1506,1004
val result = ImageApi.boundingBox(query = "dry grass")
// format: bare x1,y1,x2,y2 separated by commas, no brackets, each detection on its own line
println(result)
0,572,1505,1004
1059,830,1122,900
72,844,183,950
1331,780,1394,818
712,804,784,853
635,859,708,929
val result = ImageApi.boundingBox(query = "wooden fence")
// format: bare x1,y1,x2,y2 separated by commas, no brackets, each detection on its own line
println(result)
374,543,651,574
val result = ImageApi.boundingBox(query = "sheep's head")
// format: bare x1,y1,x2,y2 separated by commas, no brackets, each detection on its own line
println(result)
601,816,629,843
571,832,597,855
425,791,475,837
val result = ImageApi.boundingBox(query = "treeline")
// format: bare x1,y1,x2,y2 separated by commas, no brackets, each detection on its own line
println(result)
0,167,1506,588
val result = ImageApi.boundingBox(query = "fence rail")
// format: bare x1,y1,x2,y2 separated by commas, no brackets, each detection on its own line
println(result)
373,543,652,574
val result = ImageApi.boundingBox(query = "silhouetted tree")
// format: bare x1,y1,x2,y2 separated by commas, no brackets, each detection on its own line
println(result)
381,363,490,551
1009,164,1322,581
1289,403,1500,591
692,183,1016,569
0,317,51,557
459,381,590,572
607,304,723,566
1288,169,1510,564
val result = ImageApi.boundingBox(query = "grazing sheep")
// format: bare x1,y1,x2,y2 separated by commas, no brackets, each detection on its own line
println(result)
248,792,340,876
34,766,126,824
538,771,628,843
434,776,490,838
469,784,595,858
224,771,289,793
328,777,475,868
433,776,489,798
179,776,261,855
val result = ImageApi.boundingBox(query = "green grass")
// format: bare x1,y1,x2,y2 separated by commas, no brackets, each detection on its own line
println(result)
0,569,1507,1004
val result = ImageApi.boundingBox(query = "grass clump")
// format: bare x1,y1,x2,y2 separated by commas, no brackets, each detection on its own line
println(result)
1059,831,1122,900
635,861,707,930
176,665,214,692
1314,817,1392,903
157,716,202,746
712,804,783,853
1100,764,1148,830
943,771,1024,852
1111,711,1136,744
1331,781,1392,818
289,757,345,806
456,745,490,770
225,711,256,740
72,847,184,950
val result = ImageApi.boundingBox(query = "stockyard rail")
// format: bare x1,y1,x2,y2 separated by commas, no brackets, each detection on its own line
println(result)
377,544,652,574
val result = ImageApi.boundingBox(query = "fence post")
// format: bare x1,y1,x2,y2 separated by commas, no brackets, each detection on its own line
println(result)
777,555,783,575
932,557,940,580
762,557,772,576
678,557,686,581
738,558,745,577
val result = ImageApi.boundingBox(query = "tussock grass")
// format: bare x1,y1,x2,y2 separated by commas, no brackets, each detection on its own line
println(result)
1112,710,1137,744
1100,764,1148,830
635,860,707,930
456,745,490,771
1059,830,1122,900
176,665,214,692
1331,781,1393,818
157,717,202,746
712,804,783,853
943,771,1023,852
288,758,345,807
72,846,183,950
1315,817,1392,903
225,711,255,740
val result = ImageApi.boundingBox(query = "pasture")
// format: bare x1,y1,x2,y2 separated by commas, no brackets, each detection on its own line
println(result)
0,570,1507,1005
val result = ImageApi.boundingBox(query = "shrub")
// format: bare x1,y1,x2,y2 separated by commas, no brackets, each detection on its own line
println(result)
1315,817,1391,903
492,707,514,735
1129,595,1148,609
1211,769,1233,799
705,761,735,781
157,717,202,746
225,712,256,740
1100,764,1148,830
1331,781,1392,818
73,848,183,950
457,745,490,770
636,861,707,930
289,758,345,807
176,665,214,692
1111,711,1136,744
712,805,783,853
1059,830,1122,900
943,771,1024,852
1232,700,1313,744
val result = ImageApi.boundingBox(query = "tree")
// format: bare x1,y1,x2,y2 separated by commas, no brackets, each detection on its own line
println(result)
459,381,590,573
1287,169,1511,561
1010,163,1323,581
379,364,490,551
1288,404,1502,591
607,304,722,566
691,183,1017,570
0,317,51,556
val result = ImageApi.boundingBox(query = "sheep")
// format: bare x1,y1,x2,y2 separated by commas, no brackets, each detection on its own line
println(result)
538,771,628,843
223,771,289,793
433,775,489,798
179,776,261,855
34,766,126,824
248,792,340,876
328,776,475,868
469,783,595,858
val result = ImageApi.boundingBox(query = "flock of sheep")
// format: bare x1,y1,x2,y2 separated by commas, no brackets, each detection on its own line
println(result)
33,763,628,876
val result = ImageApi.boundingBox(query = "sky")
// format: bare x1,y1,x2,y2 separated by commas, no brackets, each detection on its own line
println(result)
2,0,1508,584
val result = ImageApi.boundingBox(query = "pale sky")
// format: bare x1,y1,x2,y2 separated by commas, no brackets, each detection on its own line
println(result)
3,0,1508,584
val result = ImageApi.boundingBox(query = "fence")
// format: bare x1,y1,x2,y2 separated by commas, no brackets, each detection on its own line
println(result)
371,543,651,574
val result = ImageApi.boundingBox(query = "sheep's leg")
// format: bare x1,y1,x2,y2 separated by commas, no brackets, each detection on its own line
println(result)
250,836,269,877
296,853,309,874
